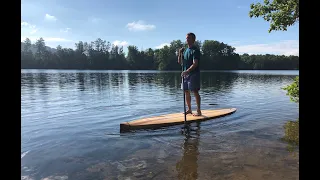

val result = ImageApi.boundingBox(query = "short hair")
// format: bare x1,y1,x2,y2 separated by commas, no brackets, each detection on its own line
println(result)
187,32,196,41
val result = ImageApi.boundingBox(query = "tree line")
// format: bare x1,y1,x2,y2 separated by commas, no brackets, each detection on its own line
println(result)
21,37,299,70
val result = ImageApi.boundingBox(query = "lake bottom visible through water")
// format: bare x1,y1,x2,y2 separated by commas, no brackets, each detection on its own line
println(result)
22,129,299,180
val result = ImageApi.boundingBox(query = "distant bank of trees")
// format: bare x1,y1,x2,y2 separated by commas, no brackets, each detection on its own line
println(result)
21,37,299,70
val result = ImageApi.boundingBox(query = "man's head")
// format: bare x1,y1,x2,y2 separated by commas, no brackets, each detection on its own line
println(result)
186,32,196,46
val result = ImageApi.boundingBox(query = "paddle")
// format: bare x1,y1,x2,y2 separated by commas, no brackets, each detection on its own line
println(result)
180,47,187,126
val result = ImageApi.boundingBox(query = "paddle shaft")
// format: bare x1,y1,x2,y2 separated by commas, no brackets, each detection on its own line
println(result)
181,49,187,124
182,76,187,124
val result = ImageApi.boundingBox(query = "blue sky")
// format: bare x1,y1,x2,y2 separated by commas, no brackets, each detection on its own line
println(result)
21,0,299,56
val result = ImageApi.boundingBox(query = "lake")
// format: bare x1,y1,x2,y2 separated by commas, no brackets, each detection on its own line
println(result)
21,69,299,180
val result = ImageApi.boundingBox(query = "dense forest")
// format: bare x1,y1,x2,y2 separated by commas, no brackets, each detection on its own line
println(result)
21,37,299,70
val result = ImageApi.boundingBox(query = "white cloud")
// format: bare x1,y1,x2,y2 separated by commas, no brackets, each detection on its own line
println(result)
60,28,71,33
21,21,29,26
237,5,249,9
45,14,57,21
44,38,71,42
112,40,129,47
154,43,170,49
21,21,39,35
30,29,38,34
228,41,241,45
234,40,299,56
89,17,101,23
126,20,156,31
21,36,72,43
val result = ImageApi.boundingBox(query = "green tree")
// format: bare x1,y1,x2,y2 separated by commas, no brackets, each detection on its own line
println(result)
75,41,88,69
201,40,239,70
127,45,140,69
249,0,299,32
282,76,299,103
144,48,156,70
23,38,32,52
21,38,34,68
34,37,48,68
21,37,299,71
156,45,172,70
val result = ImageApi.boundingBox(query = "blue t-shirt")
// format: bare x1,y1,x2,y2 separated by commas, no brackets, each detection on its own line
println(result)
183,45,200,74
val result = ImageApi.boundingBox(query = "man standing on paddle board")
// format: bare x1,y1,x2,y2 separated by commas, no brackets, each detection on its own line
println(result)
178,32,202,116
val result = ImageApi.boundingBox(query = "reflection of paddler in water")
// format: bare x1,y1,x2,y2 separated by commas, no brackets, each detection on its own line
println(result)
176,122,201,180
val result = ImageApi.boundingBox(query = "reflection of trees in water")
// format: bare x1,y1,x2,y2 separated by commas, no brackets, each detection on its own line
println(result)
126,73,139,94
35,73,49,100
176,123,201,180
21,71,297,98
21,73,37,102
93,73,109,92
110,73,121,87
21,73,35,90
201,72,239,94
149,72,240,97
127,73,160,95
58,73,77,90
75,72,130,93
22,73,49,91
21,72,51,106
152,72,180,88
75,73,85,91
238,73,296,84
128,73,154,85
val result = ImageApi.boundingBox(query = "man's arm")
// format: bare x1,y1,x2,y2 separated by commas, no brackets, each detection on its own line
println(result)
185,49,200,73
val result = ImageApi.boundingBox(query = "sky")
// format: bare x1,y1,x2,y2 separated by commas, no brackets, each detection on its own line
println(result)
21,0,299,56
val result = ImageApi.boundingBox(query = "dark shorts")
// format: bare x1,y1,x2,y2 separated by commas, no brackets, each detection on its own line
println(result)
181,72,200,91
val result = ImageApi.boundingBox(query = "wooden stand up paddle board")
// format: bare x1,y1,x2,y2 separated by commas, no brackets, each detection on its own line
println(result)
120,108,237,132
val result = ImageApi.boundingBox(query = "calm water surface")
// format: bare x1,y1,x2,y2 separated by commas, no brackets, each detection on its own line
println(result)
21,70,299,180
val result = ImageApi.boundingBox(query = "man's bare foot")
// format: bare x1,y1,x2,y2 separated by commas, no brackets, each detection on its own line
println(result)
193,110,202,116
183,109,192,115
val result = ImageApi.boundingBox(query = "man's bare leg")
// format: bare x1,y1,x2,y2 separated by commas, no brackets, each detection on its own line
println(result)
184,90,192,114
193,90,201,116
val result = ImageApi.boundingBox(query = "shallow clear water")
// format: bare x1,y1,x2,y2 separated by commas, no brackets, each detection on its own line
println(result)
21,70,299,180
